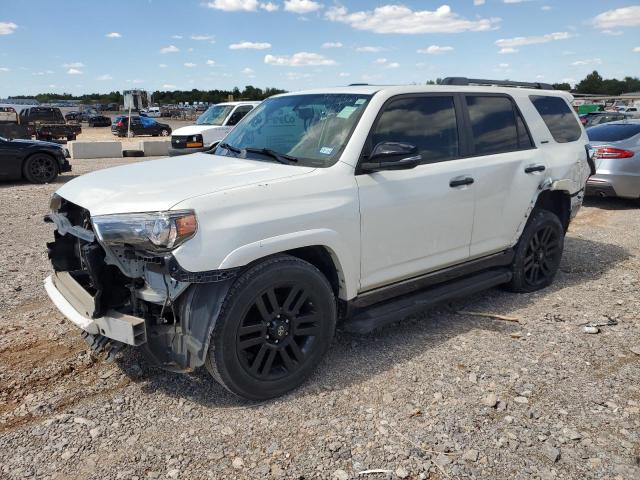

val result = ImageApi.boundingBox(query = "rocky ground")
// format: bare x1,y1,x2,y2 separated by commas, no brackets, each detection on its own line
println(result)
0,158,639,480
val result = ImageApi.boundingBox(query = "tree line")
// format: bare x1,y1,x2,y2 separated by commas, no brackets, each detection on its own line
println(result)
9,72,640,105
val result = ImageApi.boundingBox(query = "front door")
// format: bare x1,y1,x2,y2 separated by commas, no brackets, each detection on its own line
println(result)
356,95,476,291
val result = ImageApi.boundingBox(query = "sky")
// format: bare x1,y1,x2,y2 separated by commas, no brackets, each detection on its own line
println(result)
0,0,639,97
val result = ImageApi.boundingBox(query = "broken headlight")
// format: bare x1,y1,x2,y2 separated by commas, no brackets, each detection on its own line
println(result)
92,210,197,252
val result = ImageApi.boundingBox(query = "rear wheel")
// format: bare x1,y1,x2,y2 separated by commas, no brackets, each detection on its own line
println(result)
23,153,58,183
506,209,564,293
160,129,170,137
205,255,336,400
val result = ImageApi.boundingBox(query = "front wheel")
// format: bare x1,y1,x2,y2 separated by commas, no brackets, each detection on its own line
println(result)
160,129,170,137
205,255,336,400
23,153,58,183
505,209,564,293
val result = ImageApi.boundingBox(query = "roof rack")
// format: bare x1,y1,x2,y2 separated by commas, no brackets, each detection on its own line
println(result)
441,77,554,90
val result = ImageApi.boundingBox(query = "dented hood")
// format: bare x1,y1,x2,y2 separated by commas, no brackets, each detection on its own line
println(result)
55,153,314,216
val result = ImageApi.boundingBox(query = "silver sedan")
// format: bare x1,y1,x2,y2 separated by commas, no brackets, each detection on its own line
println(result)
586,120,640,200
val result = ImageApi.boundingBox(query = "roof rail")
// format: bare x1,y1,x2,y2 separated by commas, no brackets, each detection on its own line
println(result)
348,83,370,86
441,77,554,90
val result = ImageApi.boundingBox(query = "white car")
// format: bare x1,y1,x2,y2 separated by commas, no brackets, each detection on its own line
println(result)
141,106,161,118
44,79,592,400
169,101,260,156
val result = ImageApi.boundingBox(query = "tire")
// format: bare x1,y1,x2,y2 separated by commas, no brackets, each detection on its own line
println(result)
505,209,564,293
122,149,144,158
160,129,170,137
205,255,336,400
67,134,76,141
23,153,59,184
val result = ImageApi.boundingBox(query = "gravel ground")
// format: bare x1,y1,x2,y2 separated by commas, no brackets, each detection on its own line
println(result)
0,158,639,480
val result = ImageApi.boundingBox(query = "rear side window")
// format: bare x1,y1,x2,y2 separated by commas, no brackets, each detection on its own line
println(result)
530,95,582,143
466,95,533,155
372,96,459,164
587,123,640,142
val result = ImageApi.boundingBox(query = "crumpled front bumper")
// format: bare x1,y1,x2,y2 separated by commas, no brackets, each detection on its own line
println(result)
44,272,146,346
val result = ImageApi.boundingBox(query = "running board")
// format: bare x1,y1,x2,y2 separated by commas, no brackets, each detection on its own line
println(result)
343,269,512,334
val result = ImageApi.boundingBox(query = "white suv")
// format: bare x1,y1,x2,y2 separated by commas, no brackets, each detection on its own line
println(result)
169,101,260,156
45,79,592,399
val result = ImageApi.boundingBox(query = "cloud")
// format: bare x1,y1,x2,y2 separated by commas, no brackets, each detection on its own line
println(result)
386,62,400,69
498,47,518,54
322,42,343,48
96,74,113,80
159,63,168,68
601,30,623,36
191,34,214,41
474,0,485,5
206,0,277,11
242,67,255,74
541,6,551,11
63,62,84,68
284,0,323,14
592,6,640,29
0,67,10,72
184,62,197,67
67,68,83,75
417,45,454,55
0,22,17,35
571,58,602,66
634,47,640,53
374,58,387,64
162,84,177,89
356,46,385,53
160,45,180,53
495,31,574,48
326,4,500,34
171,35,183,39
498,63,509,68
32,70,54,76
229,41,272,49
285,71,312,80
265,51,336,66
105,32,121,38
206,59,216,65
339,72,350,77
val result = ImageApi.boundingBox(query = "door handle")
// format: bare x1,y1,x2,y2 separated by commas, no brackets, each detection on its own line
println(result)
449,176,474,188
524,165,546,174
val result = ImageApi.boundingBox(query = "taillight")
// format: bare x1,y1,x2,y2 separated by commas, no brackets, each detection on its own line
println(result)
116,121,123,127
593,147,634,159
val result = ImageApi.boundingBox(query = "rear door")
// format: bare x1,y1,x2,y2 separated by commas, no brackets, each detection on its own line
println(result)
463,94,543,257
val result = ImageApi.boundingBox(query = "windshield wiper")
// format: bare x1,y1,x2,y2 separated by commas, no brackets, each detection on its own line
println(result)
243,147,299,164
219,142,242,154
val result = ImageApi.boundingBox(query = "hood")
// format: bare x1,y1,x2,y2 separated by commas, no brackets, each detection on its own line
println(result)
55,153,314,216
11,138,64,149
172,125,226,136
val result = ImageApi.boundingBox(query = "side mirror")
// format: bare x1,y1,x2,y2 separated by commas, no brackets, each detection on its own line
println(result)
360,142,422,173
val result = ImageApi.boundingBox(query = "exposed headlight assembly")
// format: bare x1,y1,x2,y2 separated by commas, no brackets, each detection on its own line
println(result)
92,210,197,252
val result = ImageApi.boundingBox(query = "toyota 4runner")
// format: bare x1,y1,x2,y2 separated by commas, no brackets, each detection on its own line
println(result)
45,78,593,400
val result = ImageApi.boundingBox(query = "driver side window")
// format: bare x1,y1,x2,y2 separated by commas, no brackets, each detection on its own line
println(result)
226,105,254,126
371,96,459,164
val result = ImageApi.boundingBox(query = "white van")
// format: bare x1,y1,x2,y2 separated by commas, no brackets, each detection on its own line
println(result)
142,106,161,118
169,101,260,156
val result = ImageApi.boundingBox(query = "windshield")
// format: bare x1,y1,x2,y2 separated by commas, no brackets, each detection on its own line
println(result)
587,123,640,142
216,93,372,167
196,105,234,126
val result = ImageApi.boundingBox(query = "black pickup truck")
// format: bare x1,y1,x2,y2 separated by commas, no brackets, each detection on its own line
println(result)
19,107,82,141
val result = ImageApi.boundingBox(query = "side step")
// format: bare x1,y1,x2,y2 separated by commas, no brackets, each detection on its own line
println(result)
343,268,512,334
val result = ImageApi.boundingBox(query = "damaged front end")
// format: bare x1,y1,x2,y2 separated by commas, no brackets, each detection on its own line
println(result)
44,196,238,371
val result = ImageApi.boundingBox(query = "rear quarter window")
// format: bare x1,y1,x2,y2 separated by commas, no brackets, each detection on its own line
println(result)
530,95,582,143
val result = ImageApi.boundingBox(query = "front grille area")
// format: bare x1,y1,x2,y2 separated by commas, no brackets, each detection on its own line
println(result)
171,135,190,148
47,199,130,318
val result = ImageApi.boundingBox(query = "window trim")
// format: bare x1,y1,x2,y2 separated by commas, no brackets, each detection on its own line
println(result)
356,92,467,175
459,92,536,157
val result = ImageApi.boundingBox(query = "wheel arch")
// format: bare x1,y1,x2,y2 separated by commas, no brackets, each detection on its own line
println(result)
533,188,572,231
22,150,58,173
215,229,357,300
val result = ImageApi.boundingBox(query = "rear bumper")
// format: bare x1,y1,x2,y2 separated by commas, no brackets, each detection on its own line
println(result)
587,174,640,199
44,273,146,346
169,146,207,157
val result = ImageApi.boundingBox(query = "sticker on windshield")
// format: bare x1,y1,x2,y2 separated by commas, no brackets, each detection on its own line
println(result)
337,106,358,119
355,99,367,105
319,146,334,155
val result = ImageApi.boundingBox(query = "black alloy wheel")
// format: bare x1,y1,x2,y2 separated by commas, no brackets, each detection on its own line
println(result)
23,154,58,183
237,284,322,381
205,255,336,400
522,224,561,288
506,209,564,293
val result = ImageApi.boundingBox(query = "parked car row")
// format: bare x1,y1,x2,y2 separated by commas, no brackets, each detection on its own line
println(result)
111,115,172,137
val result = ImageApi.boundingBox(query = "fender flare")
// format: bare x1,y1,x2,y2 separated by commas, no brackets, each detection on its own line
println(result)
217,228,358,300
